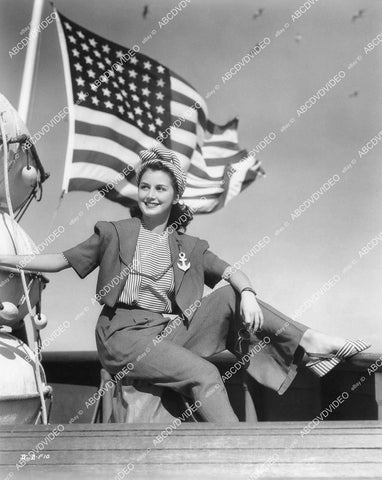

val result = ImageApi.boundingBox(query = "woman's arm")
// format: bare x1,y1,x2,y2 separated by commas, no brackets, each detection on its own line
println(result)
0,253,70,273
223,267,253,292
201,242,264,332
223,267,264,333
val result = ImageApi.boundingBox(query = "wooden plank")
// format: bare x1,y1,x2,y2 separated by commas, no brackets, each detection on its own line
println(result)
0,420,381,432
1,434,382,450
0,461,381,480
1,428,382,440
0,434,382,452
0,448,381,465
1,463,382,480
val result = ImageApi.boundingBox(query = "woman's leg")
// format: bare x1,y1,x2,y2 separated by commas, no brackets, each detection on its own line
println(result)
165,285,308,394
178,285,369,386
96,306,239,423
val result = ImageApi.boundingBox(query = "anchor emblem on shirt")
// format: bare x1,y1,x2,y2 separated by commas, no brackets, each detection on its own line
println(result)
177,252,190,271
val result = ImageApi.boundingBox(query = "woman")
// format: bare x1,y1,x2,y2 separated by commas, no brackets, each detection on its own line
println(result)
0,147,370,422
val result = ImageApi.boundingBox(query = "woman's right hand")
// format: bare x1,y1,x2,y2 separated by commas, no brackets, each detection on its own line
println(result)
240,291,264,333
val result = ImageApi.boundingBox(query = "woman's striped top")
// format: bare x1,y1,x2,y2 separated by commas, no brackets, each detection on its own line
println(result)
118,224,175,313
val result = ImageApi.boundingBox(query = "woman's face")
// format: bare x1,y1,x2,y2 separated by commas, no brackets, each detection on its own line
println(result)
138,168,178,219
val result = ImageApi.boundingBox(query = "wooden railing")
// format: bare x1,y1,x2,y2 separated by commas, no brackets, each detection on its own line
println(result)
41,350,382,423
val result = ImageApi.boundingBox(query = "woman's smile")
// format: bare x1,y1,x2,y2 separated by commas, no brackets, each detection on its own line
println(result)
144,200,160,208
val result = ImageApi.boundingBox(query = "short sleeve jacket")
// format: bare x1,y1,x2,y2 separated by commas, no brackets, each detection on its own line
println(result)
62,217,230,322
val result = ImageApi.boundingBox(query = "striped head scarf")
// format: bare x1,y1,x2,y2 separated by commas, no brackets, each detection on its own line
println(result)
136,147,187,197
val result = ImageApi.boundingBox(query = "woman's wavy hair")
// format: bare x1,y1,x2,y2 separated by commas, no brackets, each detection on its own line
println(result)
131,162,194,233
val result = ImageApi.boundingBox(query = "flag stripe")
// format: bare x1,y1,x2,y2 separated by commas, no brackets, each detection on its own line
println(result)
74,134,137,167
69,162,133,186
170,91,206,128
171,77,208,115
202,149,245,164
169,127,197,150
169,115,195,133
72,149,130,174
204,140,241,150
206,118,238,134
182,192,222,200
76,122,143,158
187,165,224,181
170,140,195,160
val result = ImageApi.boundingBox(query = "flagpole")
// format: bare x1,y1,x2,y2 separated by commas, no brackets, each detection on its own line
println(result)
18,0,45,123
53,7,76,196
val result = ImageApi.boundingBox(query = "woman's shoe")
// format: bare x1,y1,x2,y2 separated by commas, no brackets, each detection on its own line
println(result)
306,339,371,377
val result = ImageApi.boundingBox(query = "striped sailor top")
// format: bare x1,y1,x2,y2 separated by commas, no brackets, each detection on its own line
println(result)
117,223,175,313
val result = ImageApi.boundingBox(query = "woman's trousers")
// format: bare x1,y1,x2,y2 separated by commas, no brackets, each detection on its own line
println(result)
95,285,308,422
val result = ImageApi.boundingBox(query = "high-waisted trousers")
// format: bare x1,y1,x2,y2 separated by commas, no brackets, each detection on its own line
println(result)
95,285,308,422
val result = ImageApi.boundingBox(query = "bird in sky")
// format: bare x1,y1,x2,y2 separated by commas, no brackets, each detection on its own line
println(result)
349,91,359,98
252,8,264,20
142,5,149,19
294,34,302,43
351,9,366,22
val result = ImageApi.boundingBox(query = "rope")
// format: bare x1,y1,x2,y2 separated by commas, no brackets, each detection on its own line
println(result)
44,194,63,241
0,117,48,424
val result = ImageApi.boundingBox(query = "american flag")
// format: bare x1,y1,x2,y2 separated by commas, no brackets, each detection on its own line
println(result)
55,11,265,213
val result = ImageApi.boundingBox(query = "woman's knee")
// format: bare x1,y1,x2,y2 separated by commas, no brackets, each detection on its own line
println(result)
191,362,228,401
194,361,222,388
205,284,238,308
218,284,237,299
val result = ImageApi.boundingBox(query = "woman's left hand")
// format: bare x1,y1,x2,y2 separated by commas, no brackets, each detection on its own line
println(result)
240,291,264,333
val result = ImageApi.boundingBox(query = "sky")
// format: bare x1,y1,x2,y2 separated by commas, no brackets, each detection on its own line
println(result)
0,0,381,352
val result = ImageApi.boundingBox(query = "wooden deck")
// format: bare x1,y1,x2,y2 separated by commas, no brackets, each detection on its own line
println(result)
0,421,381,479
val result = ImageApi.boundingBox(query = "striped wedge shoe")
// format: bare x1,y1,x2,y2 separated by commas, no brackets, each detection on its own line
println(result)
306,339,371,377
